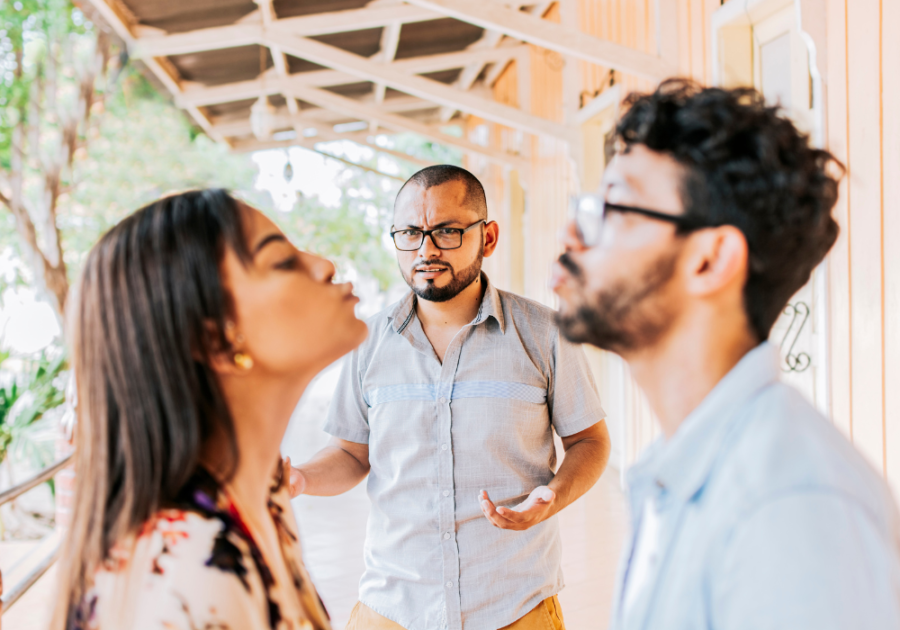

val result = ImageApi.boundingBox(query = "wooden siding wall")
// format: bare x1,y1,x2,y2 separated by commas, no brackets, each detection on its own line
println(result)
824,0,900,490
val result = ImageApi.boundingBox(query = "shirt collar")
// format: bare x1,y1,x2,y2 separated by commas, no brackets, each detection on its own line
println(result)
388,273,506,334
626,342,780,503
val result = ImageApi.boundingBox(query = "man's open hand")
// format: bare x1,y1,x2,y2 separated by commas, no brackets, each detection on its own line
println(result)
480,487,557,531
282,456,307,498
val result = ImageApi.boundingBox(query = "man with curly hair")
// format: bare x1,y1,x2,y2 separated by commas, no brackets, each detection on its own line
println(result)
552,79,900,629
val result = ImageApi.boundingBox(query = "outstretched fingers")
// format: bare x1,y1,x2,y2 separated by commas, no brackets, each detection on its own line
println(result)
480,490,519,529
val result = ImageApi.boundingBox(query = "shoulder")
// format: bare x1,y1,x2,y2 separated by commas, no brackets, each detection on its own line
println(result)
89,509,262,629
496,289,560,333
721,383,897,530
353,299,408,358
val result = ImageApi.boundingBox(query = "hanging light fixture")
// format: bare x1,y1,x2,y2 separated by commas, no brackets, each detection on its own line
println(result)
283,150,294,182
250,45,275,140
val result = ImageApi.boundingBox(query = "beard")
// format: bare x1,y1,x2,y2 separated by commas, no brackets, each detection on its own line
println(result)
401,245,484,303
555,249,679,353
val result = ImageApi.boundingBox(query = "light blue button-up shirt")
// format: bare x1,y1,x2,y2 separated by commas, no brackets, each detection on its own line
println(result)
611,342,900,630
325,276,606,630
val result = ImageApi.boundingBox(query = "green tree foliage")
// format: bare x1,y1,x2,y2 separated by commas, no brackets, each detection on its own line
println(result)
60,70,264,273
0,351,65,465
0,0,115,316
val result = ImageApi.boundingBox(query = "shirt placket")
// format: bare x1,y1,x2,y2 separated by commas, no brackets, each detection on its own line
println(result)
436,323,476,630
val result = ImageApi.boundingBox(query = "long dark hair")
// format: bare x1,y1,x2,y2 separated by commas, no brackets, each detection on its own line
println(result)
54,189,251,628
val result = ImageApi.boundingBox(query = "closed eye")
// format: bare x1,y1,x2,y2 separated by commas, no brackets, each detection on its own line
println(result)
275,255,301,270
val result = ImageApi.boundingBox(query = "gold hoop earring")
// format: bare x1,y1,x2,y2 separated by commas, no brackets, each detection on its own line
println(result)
233,352,254,371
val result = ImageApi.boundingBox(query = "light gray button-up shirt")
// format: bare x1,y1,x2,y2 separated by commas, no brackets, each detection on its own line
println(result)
324,276,606,630
611,342,900,630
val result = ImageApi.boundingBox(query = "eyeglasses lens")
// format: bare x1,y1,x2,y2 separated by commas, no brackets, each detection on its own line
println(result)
571,195,604,247
393,229,463,251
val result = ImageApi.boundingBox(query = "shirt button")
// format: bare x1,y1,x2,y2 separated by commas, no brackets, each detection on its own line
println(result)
443,490,450,497
439,396,446,403
444,532,452,540
446,581,453,588
441,444,448,451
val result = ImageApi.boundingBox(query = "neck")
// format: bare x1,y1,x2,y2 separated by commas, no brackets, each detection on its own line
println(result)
214,372,313,514
623,312,758,439
416,274,486,330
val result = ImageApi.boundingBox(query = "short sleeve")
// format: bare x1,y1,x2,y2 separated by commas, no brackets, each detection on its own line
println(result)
322,349,370,444
547,331,607,437
711,493,900,630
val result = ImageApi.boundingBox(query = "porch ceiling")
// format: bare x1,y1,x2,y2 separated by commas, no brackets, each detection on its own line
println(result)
81,0,677,172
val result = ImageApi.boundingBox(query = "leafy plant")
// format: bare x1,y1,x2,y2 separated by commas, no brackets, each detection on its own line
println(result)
0,351,66,467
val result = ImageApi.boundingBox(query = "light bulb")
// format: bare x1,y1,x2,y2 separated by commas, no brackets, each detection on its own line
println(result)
250,95,276,140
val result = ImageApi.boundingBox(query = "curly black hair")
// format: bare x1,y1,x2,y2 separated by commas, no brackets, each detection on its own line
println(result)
615,78,842,341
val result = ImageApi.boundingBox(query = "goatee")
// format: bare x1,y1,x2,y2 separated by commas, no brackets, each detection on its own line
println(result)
402,247,484,303
555,250,679,353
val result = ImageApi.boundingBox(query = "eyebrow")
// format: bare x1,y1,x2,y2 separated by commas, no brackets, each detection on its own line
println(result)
253,233,287,255
400,220,465,230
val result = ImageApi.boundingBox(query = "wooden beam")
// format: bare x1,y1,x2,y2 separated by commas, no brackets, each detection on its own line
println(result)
215,116,437,169
283,83,528,170
249,125,437,169
179,46,528,107
231,137,406,181
405,0,675,81
255,0,300,119
314,130,436,168
438,30,503,122
374,22,402,105
266,31,571,141
371,20,403,132
209,96,440,134
131,5,441,58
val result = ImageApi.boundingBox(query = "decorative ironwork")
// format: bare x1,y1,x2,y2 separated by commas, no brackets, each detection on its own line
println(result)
779,301,811,373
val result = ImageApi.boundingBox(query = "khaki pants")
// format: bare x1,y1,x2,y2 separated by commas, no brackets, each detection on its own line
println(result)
345,596,565,630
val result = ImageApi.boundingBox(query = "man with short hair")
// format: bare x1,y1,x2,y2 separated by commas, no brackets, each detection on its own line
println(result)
291,165,611,630
552,79,900,629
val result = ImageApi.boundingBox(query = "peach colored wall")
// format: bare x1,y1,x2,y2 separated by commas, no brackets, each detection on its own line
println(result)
824,0,900,493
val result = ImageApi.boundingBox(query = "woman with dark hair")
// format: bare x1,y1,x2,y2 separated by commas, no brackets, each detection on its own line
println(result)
52,189,367,630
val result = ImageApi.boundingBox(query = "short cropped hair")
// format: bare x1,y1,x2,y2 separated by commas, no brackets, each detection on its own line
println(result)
616,79,842,341
395,165,488,220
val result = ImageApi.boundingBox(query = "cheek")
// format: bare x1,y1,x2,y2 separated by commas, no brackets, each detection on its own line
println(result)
237,278,347,369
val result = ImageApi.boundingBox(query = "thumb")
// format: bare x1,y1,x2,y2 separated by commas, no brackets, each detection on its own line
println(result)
532,486,556,503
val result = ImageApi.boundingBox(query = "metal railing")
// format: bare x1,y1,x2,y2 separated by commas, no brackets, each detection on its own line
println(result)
0,454,73,621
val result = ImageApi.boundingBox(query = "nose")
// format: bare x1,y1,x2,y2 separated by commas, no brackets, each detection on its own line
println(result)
305,252,336,283
417,232,443,259
560,220,588,253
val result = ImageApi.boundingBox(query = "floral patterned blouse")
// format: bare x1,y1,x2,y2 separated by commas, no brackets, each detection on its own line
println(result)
75,465,331,630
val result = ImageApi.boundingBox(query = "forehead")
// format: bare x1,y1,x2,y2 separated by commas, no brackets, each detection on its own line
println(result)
603,144,686,210
394,180,479,226
240,204,280,238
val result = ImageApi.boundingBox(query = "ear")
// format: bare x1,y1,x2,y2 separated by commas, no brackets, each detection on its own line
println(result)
683,226,748,297
483,221,500,258
202,319,245,377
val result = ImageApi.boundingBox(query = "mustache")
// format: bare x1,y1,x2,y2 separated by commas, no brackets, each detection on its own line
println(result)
413,259,453,272
557,252,582,279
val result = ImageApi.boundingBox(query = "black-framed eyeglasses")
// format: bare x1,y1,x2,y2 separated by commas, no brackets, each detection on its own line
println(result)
569,193,709,247
390,220,486,251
